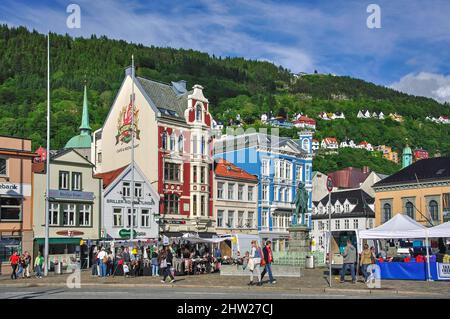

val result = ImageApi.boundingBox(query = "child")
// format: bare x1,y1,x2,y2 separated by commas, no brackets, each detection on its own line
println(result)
242,251,250,270
123,263,130,278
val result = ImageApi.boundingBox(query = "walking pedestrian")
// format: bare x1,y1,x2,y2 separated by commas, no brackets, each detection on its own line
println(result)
16,254,25,278
97,247,108,278
359,243,374,282
151,250,159,277
9,251,20,280
261,240,277,284
340,239,357,284
160,246,175,284
91,248,98,276
34,251,44,278
23,251,31,278
248,240,262,286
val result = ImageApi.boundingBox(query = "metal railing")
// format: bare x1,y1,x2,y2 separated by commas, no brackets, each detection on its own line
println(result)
272,251,325,267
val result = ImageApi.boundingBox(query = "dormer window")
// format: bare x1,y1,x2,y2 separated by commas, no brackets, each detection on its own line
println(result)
196,104,202,122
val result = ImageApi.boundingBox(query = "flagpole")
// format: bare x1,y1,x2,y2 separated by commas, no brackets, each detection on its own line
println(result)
44,32,51,276
130,55,135,241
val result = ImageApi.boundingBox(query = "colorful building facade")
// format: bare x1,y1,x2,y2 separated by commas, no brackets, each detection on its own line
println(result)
0,136,35,273
214,132,313,251
91,67,215,237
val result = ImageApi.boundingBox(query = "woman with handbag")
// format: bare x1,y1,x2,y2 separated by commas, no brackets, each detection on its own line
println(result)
160,246,175,284
248,240,263,286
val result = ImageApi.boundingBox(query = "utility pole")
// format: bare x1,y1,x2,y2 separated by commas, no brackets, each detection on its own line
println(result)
130,55,135,241
44,32,51,277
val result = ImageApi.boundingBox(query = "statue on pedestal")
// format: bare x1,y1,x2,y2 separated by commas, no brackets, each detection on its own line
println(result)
293,181,309,226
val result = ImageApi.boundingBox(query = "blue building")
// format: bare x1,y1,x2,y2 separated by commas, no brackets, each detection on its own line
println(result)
214,132,313,251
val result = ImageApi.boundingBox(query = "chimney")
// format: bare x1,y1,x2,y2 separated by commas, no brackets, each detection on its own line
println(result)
362,166,370,174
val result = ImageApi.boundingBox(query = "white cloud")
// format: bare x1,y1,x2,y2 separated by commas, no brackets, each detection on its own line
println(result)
390,72,450,103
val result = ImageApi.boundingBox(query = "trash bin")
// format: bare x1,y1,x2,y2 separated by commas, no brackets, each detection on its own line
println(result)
55,262,62,274
305,255,314,269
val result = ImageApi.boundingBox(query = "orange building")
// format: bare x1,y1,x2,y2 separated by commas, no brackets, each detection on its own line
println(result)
375,145,399,164
0,135,35,273
373,157,450,226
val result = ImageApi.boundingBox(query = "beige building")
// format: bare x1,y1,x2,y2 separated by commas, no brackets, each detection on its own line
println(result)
0,136,35,273
33,149,102,269
373,157,450,226
214,159,258,235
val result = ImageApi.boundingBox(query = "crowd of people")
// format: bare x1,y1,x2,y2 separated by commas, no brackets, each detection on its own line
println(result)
8,251,44,279
89,240,222,283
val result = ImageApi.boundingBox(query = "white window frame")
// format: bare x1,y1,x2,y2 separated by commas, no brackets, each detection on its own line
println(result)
217,182,224,199
79,204,91,226
49,203,59,226
127,208,137,228
62,204,76,226
122,182,131,197
141,209,150,228
113,208,123,227
217,210,224,228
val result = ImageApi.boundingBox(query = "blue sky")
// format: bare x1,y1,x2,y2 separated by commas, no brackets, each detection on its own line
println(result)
1,0,450,103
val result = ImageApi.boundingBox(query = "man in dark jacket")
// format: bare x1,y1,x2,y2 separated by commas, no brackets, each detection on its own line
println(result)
340,240,357,283
260,241,277,284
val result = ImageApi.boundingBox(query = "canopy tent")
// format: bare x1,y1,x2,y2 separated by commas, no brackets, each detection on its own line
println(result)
180,233,228,244
427,221,450,238
359,213,427,239
358,213,433,281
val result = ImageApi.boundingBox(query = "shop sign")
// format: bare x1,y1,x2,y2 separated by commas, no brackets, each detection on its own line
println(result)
56,230,84,236
0,182,31,196
118,229,146,238
437,263,450,280
106,198,155,206
49,189,94,201
161,219,186,225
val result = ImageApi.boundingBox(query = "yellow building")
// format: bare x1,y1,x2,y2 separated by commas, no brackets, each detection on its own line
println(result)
373,157,450,226
375,145,399,164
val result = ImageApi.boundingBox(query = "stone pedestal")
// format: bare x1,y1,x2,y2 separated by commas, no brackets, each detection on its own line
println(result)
288,225,310,253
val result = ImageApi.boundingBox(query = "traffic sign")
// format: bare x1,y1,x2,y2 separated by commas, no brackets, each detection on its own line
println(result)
326,176,333,192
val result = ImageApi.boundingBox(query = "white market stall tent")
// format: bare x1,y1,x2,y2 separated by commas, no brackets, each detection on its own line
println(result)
427,221,450,238
359,213,434,281
358,213,428,239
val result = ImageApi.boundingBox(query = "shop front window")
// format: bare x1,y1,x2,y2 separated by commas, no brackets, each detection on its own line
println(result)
0,236,21,263
0,197,22,221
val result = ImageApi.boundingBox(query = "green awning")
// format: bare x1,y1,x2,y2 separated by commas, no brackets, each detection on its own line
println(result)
35,238,82,245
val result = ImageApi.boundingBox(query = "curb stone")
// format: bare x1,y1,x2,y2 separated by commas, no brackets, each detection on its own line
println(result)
0,282,445,296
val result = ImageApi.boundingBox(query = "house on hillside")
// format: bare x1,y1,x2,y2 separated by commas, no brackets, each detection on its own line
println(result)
357,141,373,152
357,110,371,118
389,113,404,122
321,137,339,150
374,145,399,164
312,139,320,153
292,115,316,130
331,112,345,120
340,138,356,149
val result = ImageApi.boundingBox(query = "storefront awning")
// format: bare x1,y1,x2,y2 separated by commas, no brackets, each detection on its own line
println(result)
35,238,82,245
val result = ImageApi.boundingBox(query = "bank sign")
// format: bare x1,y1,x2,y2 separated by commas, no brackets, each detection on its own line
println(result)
0,182,31,196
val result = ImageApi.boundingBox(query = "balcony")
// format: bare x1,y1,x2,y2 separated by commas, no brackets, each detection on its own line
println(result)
271,201,295,210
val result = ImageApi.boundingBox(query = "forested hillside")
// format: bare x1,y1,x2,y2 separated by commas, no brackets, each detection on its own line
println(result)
0,25,449,174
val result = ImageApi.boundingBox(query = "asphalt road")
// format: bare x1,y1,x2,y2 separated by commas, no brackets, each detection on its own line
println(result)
0,286,436,299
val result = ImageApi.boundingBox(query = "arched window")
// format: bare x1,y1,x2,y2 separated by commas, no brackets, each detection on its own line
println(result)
383,203,391,222
178,134,184,153
429,200,439,221
170,133,175,151
196,104,202,122
161,131,167,149
405,201,415,219
302,138,310,151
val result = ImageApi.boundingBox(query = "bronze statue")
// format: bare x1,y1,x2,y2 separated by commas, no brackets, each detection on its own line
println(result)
293,181,309,225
